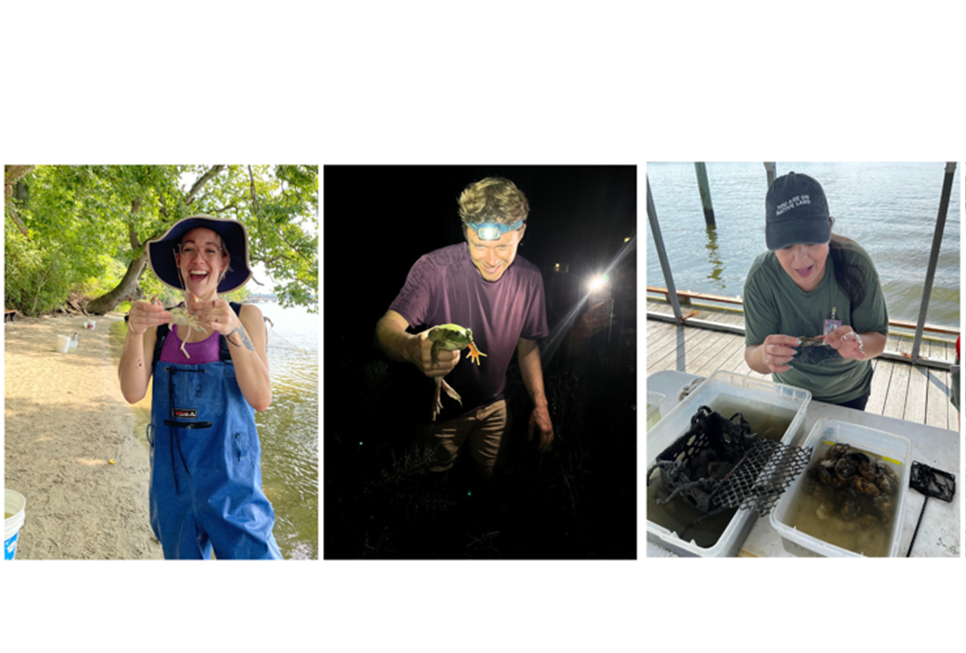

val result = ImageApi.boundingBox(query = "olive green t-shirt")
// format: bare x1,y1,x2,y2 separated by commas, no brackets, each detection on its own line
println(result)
743,241,889,404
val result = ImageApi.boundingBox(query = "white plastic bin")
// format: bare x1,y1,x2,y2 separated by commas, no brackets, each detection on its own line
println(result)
646,391,665,430
646,371,811,557
770,418,912,557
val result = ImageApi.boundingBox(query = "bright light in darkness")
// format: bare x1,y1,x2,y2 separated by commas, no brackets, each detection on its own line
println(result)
538,235,636,365
588,274,609,291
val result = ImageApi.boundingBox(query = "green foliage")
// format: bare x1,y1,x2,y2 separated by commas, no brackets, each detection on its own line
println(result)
190,165,319,312
4,165,318,316
4,219,69,315
6,165,174,314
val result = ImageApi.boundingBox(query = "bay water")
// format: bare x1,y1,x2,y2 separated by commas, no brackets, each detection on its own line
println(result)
646,162,961,327
256,302,319,560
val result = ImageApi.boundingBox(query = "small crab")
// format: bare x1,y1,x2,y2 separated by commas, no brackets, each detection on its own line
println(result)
798,335,829,348
168,306,208,359
153,296,207,359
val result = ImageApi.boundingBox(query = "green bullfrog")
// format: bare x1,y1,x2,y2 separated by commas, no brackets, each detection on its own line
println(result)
427,324,487,421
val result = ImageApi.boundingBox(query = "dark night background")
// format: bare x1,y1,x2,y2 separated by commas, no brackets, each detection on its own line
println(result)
324,165,637,558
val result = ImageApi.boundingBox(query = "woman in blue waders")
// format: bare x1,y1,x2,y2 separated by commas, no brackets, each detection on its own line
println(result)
118,215,282,559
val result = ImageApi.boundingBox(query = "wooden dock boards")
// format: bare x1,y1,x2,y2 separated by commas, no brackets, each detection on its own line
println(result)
887,334,914,421
925,338,955,430
646,299,959,430
691,332,748,379
647,323,715,373
647,319,762,379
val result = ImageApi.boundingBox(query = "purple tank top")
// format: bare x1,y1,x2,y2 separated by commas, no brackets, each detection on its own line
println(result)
159,325,221,364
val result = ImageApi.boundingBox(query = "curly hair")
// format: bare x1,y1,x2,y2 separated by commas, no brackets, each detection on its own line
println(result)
458,177,529,228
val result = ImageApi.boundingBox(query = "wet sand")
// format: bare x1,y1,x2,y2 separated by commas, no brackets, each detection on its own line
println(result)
4,313,162,559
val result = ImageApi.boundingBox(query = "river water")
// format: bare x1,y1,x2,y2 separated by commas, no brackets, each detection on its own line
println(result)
113,301,318,559
256,302,318,560
646,162,961,327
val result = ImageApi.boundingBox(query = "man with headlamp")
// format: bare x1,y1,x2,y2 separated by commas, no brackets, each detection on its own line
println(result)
375,177,553,491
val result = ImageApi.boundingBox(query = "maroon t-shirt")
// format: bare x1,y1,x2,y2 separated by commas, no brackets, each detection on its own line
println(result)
389,242,549,420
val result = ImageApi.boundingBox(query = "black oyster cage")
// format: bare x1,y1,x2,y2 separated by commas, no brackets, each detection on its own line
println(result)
647,406,813,524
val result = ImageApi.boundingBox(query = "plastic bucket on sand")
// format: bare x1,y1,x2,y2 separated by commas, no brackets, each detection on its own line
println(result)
56,334,70,353
5,490,26,560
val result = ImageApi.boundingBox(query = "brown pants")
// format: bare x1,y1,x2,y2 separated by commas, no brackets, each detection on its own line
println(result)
419,400,508,472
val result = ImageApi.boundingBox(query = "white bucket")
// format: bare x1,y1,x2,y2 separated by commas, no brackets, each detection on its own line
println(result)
56,334,70,353
5,489,26,560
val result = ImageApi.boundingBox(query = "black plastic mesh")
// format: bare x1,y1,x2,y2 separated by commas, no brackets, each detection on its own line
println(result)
713,438,813,515
647,405,812,523
910,461,955,502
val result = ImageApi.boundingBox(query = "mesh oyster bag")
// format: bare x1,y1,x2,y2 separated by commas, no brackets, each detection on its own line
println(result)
647,405,812,523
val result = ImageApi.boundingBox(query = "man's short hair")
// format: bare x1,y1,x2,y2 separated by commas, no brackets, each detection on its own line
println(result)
458,177,529,229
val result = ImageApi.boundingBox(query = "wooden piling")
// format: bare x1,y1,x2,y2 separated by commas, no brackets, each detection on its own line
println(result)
694,162,715,228
764,162,776,188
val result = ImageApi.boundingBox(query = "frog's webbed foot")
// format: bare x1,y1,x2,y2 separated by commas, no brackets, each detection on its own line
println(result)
432,379,445,422
431,377,462,422
466,342,487,366
440,378,461,405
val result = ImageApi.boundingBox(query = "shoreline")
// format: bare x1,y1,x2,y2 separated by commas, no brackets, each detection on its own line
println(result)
4,312,163,559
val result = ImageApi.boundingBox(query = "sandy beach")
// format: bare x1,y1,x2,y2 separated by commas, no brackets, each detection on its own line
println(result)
4,312,163,559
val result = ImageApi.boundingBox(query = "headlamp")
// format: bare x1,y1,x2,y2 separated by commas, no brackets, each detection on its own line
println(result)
467,220,524,241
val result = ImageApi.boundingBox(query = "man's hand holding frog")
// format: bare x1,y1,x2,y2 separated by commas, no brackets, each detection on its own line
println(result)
412,328,460,378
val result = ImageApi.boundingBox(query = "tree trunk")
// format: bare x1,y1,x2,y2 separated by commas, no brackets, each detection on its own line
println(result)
85,165,225,314
86,249,148,315
4,165,34,236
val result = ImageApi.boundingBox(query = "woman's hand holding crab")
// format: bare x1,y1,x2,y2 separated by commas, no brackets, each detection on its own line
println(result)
760,334,800,372
127,296,171,335
185,294,241,337
824,325,866,360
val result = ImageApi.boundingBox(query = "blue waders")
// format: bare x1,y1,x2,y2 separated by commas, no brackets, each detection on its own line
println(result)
148,358,282,559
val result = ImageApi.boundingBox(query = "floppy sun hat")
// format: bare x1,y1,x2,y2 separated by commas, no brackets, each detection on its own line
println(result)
765,172,832,251
147,215,252,294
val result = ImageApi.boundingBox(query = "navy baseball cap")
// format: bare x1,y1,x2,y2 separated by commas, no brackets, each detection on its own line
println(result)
765,172,831,251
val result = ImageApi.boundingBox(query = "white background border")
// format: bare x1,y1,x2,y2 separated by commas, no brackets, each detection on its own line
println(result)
2,1,965,651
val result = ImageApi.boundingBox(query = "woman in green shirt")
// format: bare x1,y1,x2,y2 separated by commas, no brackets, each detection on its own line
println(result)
743,172,889,410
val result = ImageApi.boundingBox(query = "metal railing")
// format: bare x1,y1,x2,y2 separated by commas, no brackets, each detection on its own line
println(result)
646,163,959,371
